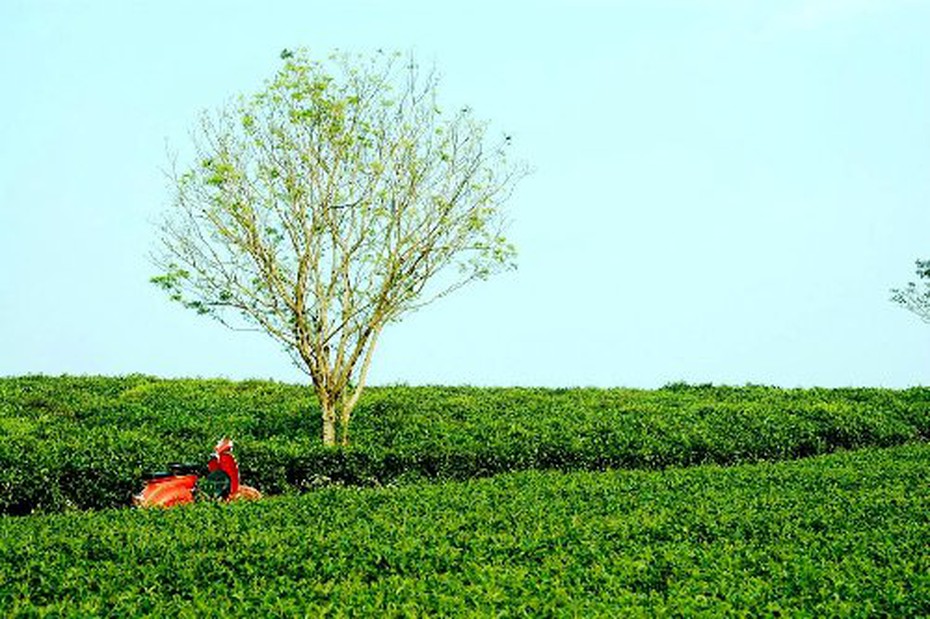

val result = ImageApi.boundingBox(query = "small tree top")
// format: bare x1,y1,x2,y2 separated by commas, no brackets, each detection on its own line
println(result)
892,259,930,323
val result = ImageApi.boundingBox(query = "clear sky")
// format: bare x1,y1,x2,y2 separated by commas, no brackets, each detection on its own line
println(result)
1,0,928,388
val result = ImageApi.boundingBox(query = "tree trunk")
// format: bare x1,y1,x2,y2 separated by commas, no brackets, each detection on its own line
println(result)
335,328,381,447
321,402,337,447
339,406,351,447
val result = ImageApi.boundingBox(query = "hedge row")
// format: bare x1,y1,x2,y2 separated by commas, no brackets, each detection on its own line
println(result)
1,375,929,514
2,444,928,616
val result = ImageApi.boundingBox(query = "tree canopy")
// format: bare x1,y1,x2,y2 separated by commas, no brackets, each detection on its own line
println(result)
152,49,527,445
891,259,930,323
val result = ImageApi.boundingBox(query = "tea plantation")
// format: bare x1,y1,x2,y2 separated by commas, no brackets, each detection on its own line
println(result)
1,375,928,514
1,376,929,615
2,444,928,616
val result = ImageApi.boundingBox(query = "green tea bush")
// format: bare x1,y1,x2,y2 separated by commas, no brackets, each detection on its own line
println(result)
1,444,928,616
1,375,928,513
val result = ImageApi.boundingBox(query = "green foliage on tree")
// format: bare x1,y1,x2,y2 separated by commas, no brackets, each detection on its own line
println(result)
151,49,527,446
891,259,930,323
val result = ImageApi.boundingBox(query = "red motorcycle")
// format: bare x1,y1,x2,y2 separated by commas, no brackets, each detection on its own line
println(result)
133,438,261,508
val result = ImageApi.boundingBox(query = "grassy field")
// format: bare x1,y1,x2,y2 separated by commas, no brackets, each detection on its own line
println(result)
1,375,928,514
2,443,928,616
1,375,928,615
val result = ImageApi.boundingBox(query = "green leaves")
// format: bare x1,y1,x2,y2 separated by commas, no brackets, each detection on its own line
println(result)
149,264,191,304
2,377,930,515
150,267,215,315
2,444,929,615
891,258,930,323
3,376,930,614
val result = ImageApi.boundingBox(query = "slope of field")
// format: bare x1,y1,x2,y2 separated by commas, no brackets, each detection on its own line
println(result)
1,375,929,514
2,444,928,616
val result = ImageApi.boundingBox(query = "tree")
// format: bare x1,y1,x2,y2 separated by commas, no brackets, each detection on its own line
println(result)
152,49,526,446
891,259,930,323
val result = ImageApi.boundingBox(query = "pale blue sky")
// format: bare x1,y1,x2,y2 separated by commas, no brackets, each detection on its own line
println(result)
1,0,928,387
